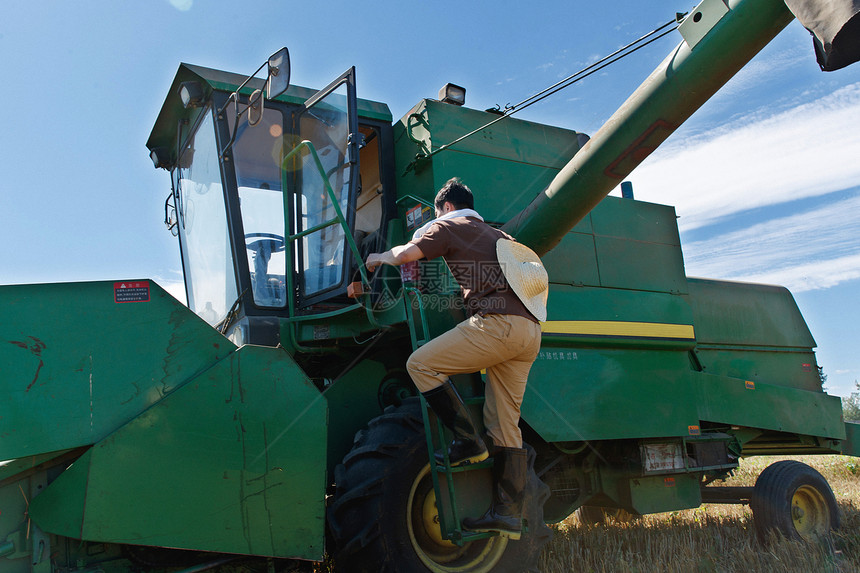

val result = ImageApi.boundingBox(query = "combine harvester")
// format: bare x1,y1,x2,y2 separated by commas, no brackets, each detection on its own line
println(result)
2,0,859,571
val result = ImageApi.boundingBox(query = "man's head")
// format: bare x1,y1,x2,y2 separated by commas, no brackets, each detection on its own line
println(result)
434,178,474,216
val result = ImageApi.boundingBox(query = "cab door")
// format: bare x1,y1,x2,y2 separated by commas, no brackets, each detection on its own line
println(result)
287,67,360,307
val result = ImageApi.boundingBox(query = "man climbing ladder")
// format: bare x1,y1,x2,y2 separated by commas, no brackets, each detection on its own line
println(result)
365,177,549,538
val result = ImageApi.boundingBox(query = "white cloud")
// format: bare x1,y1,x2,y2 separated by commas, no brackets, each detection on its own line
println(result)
710,44,807,101
626,83,860,293
632,82,860,233
168,0,192,11
703,253,860,292
682,191,860,292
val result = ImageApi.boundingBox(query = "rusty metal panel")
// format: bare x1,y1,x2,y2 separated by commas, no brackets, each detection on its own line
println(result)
30,345,326,560
0,280,233,461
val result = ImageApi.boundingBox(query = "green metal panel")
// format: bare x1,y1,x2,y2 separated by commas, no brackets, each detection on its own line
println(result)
543,232,600,287
522,349,699,442
694,372,845,439
30,345,327,560
841,422,860,456
595,236,688,294
688,277,822,392
688,278,816,348
431,152,569,223
419,100,583,168
542,196,687,294
590,197,687,294
694,347,821,392
392,99,586,223
295,314,370,342
590,196,681,245
0,280,233,461
26,451,89,538
0,448,81,484
627,473,701,515
543,285,695,328
323,359,388,472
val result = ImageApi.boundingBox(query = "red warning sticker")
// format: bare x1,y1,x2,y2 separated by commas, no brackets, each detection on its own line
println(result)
114,281,151,303
405,204,434,231
664,477,676,487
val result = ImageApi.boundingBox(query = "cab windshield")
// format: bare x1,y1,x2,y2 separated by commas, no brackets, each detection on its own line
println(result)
228,103,288,308
176,108,239,325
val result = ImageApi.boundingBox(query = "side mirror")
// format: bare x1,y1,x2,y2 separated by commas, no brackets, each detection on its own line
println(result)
267,47,290,99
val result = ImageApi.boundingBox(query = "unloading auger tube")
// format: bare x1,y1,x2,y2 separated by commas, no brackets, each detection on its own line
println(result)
502,0,842,255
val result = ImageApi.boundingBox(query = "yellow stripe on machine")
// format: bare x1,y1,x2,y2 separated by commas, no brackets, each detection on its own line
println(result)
541,320,695,340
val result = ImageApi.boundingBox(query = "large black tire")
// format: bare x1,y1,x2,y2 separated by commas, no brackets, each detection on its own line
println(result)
750,460,840,543
327,398,552,573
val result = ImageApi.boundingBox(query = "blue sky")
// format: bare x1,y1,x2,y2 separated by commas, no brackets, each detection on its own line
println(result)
1,1,858,396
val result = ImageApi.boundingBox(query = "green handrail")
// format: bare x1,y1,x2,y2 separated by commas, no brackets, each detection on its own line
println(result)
403,286,430,349
395,194,434,208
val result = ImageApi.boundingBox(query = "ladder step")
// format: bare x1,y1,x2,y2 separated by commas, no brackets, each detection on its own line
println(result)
434,458,494,473
449,530,499,545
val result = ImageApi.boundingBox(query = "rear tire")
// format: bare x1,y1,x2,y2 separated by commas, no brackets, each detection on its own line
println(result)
327,398,552,572
750,460,839,542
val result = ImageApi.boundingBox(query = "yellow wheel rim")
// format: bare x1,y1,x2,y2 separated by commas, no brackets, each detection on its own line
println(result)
421,486,457,548
406,463,508,572
791,485,831,541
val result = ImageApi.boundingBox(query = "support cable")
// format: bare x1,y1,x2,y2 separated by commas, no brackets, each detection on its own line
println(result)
411,17,683,168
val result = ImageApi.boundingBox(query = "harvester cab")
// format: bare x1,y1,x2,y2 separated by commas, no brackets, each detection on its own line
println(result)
147,48,394,349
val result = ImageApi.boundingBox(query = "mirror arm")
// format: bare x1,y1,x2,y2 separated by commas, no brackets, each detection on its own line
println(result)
215,59,268,117
215,49,290,159
218,91,254,159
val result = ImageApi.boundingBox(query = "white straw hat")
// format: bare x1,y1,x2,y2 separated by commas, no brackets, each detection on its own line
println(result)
496,239,548,322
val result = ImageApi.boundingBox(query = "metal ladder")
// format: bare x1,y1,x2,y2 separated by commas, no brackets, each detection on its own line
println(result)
403,286,498,546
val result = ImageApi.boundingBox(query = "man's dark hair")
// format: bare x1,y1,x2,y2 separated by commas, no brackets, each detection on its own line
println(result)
435,178,474,210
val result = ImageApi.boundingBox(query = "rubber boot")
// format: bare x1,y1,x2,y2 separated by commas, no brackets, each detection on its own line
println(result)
422,380,489,467
462,447,528,539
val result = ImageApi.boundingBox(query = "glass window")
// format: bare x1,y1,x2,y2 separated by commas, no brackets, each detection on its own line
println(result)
355,127,384,237
176,110,238,326
295,83,352,298
228,104,288,307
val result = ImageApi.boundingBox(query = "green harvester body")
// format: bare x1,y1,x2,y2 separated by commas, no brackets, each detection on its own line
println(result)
2,0,858,570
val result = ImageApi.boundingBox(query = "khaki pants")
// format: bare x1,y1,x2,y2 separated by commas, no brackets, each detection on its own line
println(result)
407,313,542,448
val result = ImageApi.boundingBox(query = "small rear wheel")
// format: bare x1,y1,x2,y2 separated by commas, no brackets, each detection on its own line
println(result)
750,460,839,542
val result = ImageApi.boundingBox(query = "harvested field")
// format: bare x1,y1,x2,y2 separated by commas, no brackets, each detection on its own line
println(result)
539,455,860,573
